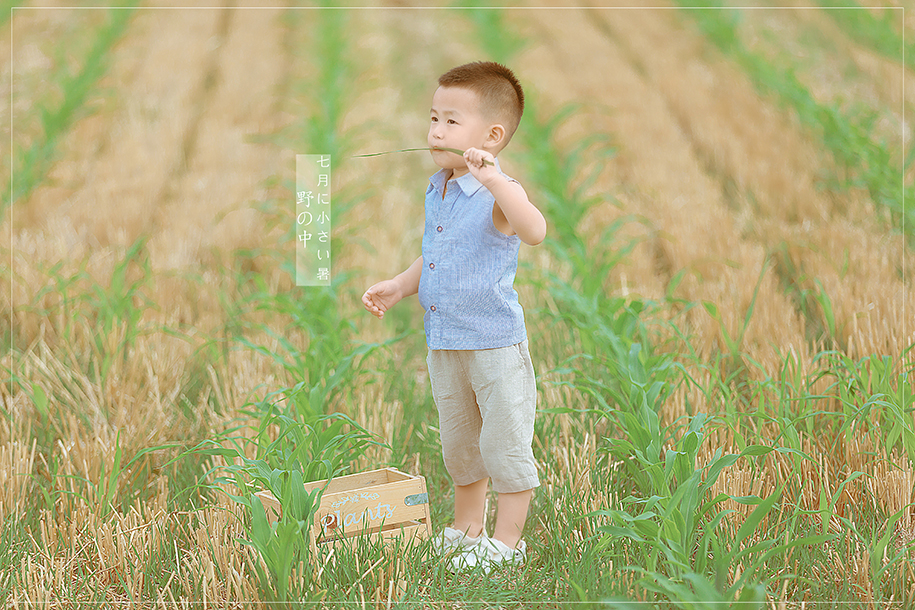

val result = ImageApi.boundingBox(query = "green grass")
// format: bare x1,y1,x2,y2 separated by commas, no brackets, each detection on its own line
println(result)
20,236,156,428
770,242,840,349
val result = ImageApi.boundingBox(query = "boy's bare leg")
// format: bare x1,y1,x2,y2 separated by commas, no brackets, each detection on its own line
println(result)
452,478,489,538
492,489,533,549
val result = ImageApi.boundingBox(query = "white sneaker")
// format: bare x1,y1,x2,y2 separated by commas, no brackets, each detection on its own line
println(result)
449,536,526,574
433,526,484,556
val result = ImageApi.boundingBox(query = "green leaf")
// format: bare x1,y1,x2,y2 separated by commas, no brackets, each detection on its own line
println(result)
728,494,767,505
702,300,720,320
286,469,309,523
665,268,687,301
681,572,726,601
628,343,648,388
734,582,767,607
701,453,740,495
32,384,49,417
732,484,781,556
598,524,649,543
249,493,273,553
740,445,774,457
814,278,836,338
192,446,241,459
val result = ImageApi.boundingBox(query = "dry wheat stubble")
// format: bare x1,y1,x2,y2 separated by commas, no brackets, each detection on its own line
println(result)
590,4,911,359
5,4,913,605
526,3,809,381
148,7,287,273
17,7,219,250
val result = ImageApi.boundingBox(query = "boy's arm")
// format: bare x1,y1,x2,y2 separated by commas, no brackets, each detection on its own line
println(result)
363,254,423,319
464,147,546,246
486,178,546,246
394,254,424,297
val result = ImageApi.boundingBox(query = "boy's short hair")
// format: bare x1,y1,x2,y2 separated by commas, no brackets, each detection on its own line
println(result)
438,61,525,145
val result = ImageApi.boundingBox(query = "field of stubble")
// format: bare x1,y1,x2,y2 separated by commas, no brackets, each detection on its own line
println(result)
3,2,913,607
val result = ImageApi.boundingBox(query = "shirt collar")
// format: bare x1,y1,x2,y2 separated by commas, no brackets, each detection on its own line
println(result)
430,157,503,198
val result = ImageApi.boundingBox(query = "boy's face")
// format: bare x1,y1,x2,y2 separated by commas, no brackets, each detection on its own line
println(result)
428,86,501,177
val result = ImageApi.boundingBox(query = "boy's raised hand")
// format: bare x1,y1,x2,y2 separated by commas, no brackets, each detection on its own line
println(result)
463,147,499,185
362,280,403,319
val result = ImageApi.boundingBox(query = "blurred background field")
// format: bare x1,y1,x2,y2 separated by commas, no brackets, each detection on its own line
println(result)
2,1,913,607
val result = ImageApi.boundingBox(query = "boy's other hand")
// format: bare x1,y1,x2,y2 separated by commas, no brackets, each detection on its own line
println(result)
463,147,498,185
362,280,404,319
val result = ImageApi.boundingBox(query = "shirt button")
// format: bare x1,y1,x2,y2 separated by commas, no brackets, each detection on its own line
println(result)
429,262,435,269
437,226,443,232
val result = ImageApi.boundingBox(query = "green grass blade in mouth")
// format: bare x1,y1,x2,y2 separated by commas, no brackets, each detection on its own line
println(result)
352,146,495,165
351,147,431,158
433,146,496,165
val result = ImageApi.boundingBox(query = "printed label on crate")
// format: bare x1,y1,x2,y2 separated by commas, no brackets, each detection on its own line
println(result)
329,491,381,510
321,501,395,533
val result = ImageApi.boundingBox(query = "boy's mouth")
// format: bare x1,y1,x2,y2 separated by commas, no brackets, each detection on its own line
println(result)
431,146,461,156
430,146,495,166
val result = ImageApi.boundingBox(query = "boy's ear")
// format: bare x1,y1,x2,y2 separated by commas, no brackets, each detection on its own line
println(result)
486,123,507,148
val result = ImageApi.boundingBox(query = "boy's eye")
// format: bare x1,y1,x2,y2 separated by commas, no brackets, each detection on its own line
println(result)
447,119,457,124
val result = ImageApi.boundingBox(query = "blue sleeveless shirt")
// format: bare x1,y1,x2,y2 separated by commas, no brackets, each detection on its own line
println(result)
418,159,528,350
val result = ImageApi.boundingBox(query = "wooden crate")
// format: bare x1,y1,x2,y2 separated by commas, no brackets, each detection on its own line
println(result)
255,468,432,553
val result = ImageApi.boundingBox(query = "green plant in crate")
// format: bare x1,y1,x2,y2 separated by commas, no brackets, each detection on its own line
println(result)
243,468,321,602
183,383,388,602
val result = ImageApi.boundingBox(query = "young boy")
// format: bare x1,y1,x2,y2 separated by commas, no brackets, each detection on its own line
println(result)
362,61,546,572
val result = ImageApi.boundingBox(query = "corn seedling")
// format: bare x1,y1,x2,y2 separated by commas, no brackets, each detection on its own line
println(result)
816,0,914,68
677,2,914,244
6,5,136,214
179,383,386,602
827,347,915,466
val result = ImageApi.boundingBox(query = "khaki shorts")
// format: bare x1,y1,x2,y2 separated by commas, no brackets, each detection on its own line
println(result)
426,338,540,494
